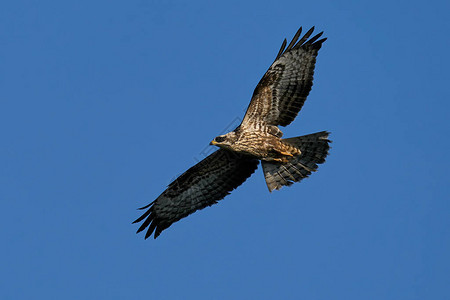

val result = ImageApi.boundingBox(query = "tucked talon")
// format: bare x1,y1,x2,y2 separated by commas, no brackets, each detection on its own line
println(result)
279,151,293,156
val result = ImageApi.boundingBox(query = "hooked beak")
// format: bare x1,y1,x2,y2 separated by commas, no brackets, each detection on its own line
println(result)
210,140,217,146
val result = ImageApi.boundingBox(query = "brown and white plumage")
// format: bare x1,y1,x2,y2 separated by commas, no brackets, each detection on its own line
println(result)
262,131,330,191
134,27,330,239
242,26,326,129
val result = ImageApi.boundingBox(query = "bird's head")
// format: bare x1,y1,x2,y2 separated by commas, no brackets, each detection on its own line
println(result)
210,132,237,149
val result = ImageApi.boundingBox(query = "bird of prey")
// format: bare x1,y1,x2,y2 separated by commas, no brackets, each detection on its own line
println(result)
134,26,331,239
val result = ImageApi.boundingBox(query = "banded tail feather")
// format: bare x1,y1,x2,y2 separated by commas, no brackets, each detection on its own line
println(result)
262,131,331,192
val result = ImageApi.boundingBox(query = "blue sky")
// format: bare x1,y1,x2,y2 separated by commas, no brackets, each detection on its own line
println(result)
1,0,449,299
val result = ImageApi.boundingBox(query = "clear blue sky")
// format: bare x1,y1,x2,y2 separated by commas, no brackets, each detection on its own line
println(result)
1,1,449,299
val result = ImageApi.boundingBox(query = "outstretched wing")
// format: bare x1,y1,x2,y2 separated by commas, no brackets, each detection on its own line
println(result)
133,149,259,239
242,27,326,128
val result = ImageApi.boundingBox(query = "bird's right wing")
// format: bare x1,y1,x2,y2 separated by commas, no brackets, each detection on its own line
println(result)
133,149,259,239
242,27,326,128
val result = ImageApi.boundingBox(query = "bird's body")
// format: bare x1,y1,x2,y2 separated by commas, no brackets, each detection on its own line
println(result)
212,127,300,163
134,26,331,239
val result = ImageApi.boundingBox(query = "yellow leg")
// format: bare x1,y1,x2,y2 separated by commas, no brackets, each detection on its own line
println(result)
279,151,293,156
270,157,291,163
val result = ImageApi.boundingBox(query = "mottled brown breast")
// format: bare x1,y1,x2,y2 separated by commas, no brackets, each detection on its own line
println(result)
231,130,299,161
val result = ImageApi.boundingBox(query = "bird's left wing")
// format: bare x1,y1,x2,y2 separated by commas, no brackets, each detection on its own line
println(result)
242,27,326,128
133,149,259,239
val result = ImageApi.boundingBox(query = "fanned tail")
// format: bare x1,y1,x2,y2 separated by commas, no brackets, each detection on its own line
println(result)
262,131,331,192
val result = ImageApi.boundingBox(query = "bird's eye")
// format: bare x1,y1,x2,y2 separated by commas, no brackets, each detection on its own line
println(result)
215,136,226,143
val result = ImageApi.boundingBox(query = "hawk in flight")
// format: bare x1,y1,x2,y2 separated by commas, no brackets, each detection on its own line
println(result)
134,27,331,239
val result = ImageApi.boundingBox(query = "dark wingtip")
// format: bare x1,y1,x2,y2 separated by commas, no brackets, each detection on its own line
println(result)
136,226,145,234
317,37,327,44
132,209,151,224
136,218,150,234
276,26,326,57
306,32,323,45
275,38,287,61
137,202,153,210
134,200,170,239
145,221,157,239
295,26,315,47
144,228,152,239
134,201,158,239
285,27,302,52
